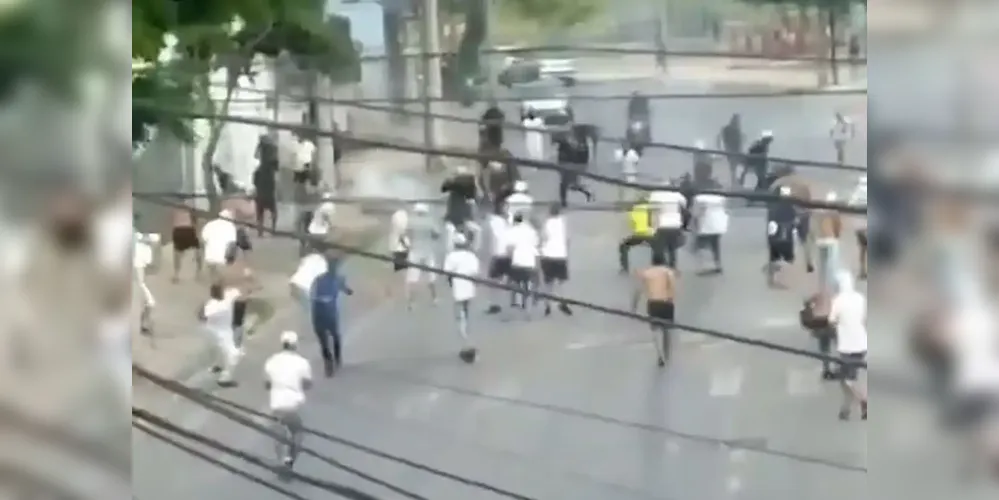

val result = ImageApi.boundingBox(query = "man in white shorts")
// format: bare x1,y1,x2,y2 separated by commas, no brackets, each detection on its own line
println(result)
405,203,440,309
264,330,312,468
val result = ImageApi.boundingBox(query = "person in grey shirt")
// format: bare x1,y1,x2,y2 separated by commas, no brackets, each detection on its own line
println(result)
404,203,440,309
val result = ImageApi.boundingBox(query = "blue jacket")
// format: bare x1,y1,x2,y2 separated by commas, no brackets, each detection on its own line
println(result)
310,258,352,319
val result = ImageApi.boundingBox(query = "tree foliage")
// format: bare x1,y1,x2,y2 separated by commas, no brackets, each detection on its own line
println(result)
501,0,605,29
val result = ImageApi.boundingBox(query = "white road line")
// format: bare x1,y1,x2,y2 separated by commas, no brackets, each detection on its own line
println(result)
709,367,744,397
786,367,823,397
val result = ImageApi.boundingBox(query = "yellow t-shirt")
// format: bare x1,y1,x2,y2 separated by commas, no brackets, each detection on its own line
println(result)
629,203,653,237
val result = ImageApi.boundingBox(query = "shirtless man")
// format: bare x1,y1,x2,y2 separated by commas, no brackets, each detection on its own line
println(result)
170,205,202,282
219,244,261,348
223,191,256,255
631,251,678,367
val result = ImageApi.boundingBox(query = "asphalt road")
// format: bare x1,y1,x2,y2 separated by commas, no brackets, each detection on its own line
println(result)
131,77,894,500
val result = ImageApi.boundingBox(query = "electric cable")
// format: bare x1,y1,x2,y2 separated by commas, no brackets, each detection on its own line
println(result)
130,99,866,214
132,191,865,369
135,366,546,498
216,85,868,172
132,408,386,500
132,420,313,500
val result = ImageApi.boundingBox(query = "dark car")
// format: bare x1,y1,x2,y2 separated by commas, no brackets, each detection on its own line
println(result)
497,57,541,87
625,94,651,151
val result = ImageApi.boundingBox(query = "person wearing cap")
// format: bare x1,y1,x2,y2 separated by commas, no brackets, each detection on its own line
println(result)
201,208,239,283
766,185,798,287
442,232,481,363
814,191,844,295
505,180,534,225
264,330,313,468
405,202,440,309
311,253,354,376
743,130,774,190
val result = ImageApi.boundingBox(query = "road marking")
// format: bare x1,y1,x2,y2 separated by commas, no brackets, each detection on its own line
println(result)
786,367,823,396
709,367,744,397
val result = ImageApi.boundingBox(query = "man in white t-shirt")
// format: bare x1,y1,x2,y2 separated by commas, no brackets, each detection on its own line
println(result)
829,271,867,421
540,204,571,316
201,209,238,280
308,192,336,238
289,246,328,315
133,232,156,334
388,206,410,296
691,192,728,274
485,203,511,314
506,212,539,314
405,203,440,309
505,181,534,224
648,186,687,269
615,147,641,201
523,111,546,162
443,233,481,363
199,282,241,387
264,330,312,468
294,138,316,184
830,112,855,165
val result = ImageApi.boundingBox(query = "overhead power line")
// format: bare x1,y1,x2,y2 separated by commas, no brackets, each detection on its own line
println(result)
220,85,868,172
130,99,867,213
132,191,866,368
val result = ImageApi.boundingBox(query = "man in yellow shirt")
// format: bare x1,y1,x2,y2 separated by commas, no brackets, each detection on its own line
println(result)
619,197,655,272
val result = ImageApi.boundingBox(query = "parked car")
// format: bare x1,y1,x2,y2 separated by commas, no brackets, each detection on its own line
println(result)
517,81,574,128
498,56,577,87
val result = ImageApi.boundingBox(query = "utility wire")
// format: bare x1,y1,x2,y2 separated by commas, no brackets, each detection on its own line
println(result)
132,191,865,368
135,367,545,498
219,85,868,172
133,408,386,500
130,99,866,214
132,421,313,500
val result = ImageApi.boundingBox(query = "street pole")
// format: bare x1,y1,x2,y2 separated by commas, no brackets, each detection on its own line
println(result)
420,0,444,172
483,0,497,99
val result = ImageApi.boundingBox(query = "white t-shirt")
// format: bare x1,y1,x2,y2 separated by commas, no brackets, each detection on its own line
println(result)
201,218,238,265
203,291,239,333
523,117,544,131
829,290,867,353
621,150,640,178
508,223,539,269
308,201,336,235
264,351,313,412
389,210,409,252
443,249,480,302
133,235,154,270
488,214,510,257
289,253,328,295
649,191,687,229
295,140,316,170
693,194,728,235
541,216,568,259
505,192,533,222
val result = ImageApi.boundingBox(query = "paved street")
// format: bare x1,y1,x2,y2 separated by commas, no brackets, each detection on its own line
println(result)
132,77,890,500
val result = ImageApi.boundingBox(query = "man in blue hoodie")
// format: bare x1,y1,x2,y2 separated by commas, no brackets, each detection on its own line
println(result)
311,253,353,377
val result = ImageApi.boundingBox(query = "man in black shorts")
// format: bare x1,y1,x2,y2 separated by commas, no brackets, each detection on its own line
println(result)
540,205,572,316
631,252,677,367
253,164,278,236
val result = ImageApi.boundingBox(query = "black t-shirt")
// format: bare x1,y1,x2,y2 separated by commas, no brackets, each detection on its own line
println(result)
768,202,797,242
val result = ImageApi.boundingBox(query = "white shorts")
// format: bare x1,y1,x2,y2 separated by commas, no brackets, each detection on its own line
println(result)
406,253,437,283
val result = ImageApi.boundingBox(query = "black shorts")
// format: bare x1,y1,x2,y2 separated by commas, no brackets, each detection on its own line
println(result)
838,352,866,381
232,300,248,328
236,228,252,251
949,393,997,428
488,257,511,279
768,239,795,263
654,227,685,251
540,258,568,283
255,197,276,215
646,300,675,329
392,251,409,271
508,266,533,284
172,227,200,252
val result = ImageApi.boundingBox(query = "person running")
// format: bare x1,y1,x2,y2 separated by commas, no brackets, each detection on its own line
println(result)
744,130,774,190
387,205,410,297
771,167,816,273
441,165,478,227
555,131,594,207
814,191,845,295
289,243,328,317
201,209,238,283
219,244,260,349
800,292,838,380
264,330,312,469
717,114,745,187
829,271,868,421
307,192,337,243
443,233,481,363
405,203,440,309
767,186,798,288
523,111,546,162
506,212,539,315
505,180,533,224
619,196,654,273
615,146,641,201
311,254,353,376
170,205,202,282
540,204,571,316
631,251,678,367
198,282,241,387
648,183,687,270
485,202,512,314
830,112,856,165
691,189,728,274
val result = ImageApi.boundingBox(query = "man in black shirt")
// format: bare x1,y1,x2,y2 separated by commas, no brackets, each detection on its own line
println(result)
718,114,744,186
767,185,797,288
480,103,505,150
744,130,774,191
252,164,278,236
555,126,594,207
440,165,478,226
